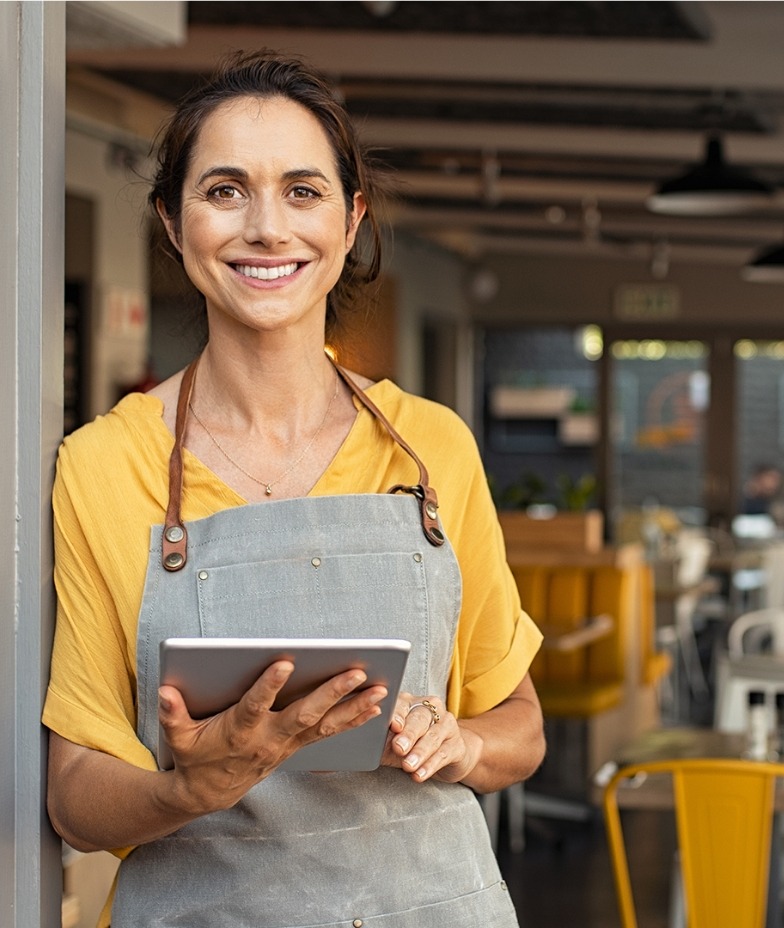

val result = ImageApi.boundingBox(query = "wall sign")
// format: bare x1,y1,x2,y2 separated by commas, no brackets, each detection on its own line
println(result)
613,284,681,321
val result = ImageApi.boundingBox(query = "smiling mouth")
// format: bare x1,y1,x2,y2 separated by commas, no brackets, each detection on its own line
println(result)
234,262,299,281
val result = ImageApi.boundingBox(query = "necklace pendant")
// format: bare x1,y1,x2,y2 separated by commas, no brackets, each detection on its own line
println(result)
265,484,273,496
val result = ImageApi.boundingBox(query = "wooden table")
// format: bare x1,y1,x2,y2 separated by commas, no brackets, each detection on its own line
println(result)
593,726,749,808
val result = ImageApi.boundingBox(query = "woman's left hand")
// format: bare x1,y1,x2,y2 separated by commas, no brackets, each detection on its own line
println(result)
380,693,482,784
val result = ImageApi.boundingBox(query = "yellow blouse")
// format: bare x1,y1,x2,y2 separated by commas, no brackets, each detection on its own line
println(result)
44,379,541,780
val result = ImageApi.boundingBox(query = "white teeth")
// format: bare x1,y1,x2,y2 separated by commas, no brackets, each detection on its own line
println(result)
236,262,298,280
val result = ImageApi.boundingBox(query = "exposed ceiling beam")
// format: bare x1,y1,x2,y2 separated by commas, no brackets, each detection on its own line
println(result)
66,4,784,91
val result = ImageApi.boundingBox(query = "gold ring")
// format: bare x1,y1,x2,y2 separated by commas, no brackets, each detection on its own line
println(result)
409,699,440,726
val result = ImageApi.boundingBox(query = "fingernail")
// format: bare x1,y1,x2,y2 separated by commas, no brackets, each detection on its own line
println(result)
393,715,404,727
396,737,410,753
158,690,171,711
405,754,420,768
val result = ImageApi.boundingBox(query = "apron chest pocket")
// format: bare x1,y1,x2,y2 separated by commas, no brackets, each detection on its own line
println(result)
196,551,431,695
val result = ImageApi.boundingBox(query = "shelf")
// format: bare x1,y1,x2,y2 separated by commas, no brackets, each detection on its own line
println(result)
558,413,598,446
490,386,575,419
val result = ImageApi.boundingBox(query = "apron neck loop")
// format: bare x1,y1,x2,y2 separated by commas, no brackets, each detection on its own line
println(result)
162,354,445,572
334,366,445,547
161,356,199,571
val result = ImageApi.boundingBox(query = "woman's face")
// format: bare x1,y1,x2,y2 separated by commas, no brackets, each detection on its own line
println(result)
160,95,365,337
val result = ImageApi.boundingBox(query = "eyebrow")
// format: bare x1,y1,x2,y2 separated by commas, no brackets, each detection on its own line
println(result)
196,165,333,186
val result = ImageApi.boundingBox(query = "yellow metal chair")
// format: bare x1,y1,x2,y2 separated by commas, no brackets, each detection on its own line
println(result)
603,757,784,928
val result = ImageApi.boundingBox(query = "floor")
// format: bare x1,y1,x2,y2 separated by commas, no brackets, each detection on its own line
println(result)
496,800,677,928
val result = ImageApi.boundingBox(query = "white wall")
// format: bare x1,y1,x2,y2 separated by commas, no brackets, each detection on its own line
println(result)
387,231,472,416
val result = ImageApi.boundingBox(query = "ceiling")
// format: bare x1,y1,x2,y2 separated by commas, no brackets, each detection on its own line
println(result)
65,1,784,273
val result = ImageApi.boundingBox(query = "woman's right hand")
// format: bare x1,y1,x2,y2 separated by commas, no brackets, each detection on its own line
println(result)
47,662,387,854
158,660,387,814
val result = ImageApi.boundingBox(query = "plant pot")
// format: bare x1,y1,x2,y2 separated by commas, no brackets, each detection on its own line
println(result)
498,509,604,553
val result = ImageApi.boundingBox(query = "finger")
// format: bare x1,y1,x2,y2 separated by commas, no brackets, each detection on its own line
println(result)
158,684,192,736
298,687,388,743
400,719,463,781
392,698,442,756
279,674,384,737
389,693,415,734
158,684,203,764
232,660,295,730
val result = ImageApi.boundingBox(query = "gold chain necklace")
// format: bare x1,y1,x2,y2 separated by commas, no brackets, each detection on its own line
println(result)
189,371,339,496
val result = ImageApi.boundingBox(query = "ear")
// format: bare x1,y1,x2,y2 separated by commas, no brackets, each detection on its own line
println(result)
156,198,183,255
344,191,367,253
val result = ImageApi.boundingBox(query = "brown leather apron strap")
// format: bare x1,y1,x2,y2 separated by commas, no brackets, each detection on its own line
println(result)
162,357,199,571
162,355,444,570
335,365,444,547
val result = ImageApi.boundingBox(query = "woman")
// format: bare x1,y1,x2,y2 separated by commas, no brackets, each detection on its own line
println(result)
44,51,545,927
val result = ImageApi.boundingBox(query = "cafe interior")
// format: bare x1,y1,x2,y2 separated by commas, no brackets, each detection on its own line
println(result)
61,2,784,926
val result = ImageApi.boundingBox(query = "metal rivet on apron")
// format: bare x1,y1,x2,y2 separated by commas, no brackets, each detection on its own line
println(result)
425,502,438,520
431,527,445,542
311,557,321,568
500,881,508,891
198,570,208,581
413,553,422,563
163,552,184,570
164,525,184,543
353,921,363,928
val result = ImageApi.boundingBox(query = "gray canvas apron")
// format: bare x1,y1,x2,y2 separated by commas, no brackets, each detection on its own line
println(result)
112,360,518,928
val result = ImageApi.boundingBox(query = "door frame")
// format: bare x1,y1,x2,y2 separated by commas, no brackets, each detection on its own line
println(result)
0,3,65,926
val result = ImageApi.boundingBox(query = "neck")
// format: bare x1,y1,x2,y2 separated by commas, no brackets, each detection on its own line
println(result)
193,333,337,429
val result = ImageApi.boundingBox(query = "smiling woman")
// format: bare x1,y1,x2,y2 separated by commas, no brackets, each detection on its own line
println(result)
43,50,545,928
156,95,367,347
149,54,385,339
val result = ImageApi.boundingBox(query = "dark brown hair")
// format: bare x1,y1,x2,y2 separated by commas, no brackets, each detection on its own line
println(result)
149,50,387,335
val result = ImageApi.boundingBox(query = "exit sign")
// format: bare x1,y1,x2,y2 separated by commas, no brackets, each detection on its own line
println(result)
613,284,681,320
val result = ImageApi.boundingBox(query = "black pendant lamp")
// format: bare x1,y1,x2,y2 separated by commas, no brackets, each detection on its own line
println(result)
742,237,784,283
647,134,774,216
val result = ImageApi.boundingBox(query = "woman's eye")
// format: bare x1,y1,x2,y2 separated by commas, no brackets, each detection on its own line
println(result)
208,185,241,201
290,186,320,201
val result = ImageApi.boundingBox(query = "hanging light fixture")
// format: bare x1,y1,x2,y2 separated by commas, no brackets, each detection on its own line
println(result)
742,237,784,282
647,134,774,216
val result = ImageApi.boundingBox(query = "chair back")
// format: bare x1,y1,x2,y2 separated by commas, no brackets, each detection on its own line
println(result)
762,542,784,608
603,757,784,928
511,564,627,707
673,529,712,587
728,607,784,660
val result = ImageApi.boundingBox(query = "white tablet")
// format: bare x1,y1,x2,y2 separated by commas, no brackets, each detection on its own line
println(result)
157,637,411,772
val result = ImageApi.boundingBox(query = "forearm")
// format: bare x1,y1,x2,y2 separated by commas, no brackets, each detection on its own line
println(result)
456,675,546,794
47,733,202,853
48,665,387,852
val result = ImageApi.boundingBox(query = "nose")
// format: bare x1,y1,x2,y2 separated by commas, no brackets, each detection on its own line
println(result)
242,193,291,246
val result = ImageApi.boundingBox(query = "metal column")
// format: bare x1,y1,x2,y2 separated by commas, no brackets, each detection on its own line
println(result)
0,2,65,925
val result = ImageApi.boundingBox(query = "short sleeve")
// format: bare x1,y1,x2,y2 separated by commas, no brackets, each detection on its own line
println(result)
42,441,157,774
433,417,543,718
